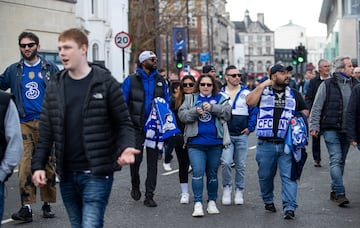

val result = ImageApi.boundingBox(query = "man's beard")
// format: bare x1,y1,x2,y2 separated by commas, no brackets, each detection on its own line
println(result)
21,49,37,62
145,63,157,72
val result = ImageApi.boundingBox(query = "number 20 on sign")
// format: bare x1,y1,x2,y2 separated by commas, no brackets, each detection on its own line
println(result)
114,31,132,49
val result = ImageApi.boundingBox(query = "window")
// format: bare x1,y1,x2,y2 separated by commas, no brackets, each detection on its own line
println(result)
57,0,77,3
257,47,262,55
344,0,360,15
248,47,253,55
92,43,99,61
266,47,271,55
91,0,98,16
257,61,263,73
38,52,63,69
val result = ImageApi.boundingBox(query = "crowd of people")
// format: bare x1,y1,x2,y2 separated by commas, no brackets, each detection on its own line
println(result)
0,28,359,227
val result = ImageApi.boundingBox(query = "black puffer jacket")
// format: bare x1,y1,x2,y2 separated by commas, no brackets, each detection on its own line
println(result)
32,64,135,177
346,83,360,143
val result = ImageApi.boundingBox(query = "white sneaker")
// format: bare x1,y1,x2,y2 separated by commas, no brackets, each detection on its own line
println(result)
207,200,220,214
180,193,190,204
192,202,204,217
163,163,172,171
222,186,232,205
234,189,244,205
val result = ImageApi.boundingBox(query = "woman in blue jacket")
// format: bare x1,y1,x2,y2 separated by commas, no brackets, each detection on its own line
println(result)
178,74,231,217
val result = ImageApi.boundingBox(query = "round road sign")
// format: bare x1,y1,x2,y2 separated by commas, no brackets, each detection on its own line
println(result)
114,31,132,48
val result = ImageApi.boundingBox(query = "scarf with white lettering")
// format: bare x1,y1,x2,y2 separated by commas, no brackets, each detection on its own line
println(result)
256,86,295,139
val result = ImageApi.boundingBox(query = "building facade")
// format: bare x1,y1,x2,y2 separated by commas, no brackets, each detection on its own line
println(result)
233,10,274,78
0,0,76,71
320,0,360,64
76,0,130,82
155,0,234,76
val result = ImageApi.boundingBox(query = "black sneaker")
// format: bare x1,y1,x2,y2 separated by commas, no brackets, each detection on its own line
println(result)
264,203,276,213
131,187,141,201
144,198,157,207
284,210,295,220
42,202,55,218
11,206,33,222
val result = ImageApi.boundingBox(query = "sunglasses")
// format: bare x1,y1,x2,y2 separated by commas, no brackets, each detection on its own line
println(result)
199,83,213,87
147,58,158,62
227,73,242,78
19,42,37,48
183,83,194,87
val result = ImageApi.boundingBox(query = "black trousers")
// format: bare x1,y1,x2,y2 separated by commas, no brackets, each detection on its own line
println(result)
174,135,190,184
312,135,321,162
130,131,158,199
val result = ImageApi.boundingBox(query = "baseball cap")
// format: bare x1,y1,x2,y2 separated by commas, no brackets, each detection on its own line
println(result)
202,65,216,73
270,64,293,76
139,51,157,64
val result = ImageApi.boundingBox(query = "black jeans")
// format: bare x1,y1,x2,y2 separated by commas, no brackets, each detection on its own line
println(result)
173,135,190,184
130,132,158,199
312,135,321,162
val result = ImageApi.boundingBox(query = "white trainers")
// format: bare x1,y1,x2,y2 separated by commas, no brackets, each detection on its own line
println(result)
207,200,220,214
234,189,244,205
222,186,232,205
192,202,204,217
163,163,172,171
180,193,190,204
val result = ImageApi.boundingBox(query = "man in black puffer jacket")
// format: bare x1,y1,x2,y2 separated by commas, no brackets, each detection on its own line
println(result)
31,28,139,228
346,83,360,150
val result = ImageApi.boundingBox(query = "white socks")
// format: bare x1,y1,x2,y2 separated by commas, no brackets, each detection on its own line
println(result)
180,183,188,194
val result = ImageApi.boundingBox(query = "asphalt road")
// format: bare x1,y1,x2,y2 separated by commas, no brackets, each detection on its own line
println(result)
1,135,360,228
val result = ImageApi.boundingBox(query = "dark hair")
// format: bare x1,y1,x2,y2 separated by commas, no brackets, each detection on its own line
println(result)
175,75,196,109
196,74,219,95
18,32,39,45
225,65,237,75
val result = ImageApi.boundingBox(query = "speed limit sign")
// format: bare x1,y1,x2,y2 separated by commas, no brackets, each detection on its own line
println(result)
114,31,132,48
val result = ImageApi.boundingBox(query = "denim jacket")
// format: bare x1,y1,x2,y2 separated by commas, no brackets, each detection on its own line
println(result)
0,57,59,118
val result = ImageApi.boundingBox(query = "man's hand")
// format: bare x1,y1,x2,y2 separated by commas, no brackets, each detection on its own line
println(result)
32,170,47,187
241,128,250,135
310,130,319,137
350,140,358,147
117,147,140,166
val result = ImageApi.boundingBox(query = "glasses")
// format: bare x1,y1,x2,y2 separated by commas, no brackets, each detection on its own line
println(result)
19,42,37,48
199,83,213,87
147,58,158,62
227,73,242,78
183,83,194,87
354,72,360,74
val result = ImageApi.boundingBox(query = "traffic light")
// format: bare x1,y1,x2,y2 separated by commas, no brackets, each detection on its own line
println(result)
218,71,223,79
291,49,298,65
297,45,307,63
176,50,183,69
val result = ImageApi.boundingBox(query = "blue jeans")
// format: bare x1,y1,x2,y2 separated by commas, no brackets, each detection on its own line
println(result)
221,134,249,190
0,182,4,221
256,139,298,212
188,145,222,203
322,130,349,195
60,172,113,228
